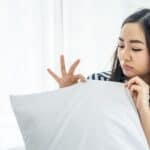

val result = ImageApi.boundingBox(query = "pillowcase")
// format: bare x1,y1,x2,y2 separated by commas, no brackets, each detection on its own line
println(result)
9,147,25,150
10,80,149,150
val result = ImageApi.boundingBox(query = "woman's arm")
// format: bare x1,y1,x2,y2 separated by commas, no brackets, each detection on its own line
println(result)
139,107,150,148
125,76,150,148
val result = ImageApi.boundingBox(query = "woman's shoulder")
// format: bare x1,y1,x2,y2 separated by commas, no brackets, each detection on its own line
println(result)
86,71,112,81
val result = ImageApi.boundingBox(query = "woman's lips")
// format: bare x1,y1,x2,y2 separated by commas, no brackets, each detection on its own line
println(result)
123,64,133,71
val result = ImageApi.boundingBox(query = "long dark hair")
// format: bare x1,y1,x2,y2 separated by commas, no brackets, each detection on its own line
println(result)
110,8,150,82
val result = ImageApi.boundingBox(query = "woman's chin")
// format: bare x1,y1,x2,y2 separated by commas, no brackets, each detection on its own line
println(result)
122,70,135,78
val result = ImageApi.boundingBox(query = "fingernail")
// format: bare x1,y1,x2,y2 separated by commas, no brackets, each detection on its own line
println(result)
81,79,87,82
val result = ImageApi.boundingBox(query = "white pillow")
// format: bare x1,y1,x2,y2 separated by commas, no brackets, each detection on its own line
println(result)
10,80,149,150
9,147,25,150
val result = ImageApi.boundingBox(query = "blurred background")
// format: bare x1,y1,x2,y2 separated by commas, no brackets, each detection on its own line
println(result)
0,0,150,149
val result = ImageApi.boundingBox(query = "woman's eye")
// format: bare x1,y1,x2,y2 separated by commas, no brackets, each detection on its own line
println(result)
132,48,142,51
118,45,124,49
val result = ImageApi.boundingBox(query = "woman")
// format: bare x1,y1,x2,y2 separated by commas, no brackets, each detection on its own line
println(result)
47,9,150,147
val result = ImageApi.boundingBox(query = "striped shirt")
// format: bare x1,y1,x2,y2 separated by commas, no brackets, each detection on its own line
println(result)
87,71,112,81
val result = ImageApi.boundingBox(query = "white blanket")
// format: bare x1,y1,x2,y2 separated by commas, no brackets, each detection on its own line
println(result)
10,80,149,150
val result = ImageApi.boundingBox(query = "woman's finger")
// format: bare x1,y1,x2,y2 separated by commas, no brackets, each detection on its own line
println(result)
126,76,147,88
68,59,80,75
60,54,67,76
129,84,141,93
74,74,86,82
47,68,60,83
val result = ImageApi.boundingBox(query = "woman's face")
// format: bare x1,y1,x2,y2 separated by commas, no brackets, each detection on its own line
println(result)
117,23,150,81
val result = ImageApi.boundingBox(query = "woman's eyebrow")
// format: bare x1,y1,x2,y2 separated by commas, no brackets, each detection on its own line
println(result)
119,37,124,42
129,40,144,44
118,37,144,44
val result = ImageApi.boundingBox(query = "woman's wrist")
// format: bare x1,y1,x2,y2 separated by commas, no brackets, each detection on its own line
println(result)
138,105,150,118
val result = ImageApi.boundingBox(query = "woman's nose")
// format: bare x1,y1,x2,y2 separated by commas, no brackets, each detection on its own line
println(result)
122,49,132,61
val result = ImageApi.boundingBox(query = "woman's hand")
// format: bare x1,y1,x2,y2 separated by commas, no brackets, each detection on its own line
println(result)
124,76,150,113
47,54,86,88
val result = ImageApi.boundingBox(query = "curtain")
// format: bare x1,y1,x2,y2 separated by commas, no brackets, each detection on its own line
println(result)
0,0,150,149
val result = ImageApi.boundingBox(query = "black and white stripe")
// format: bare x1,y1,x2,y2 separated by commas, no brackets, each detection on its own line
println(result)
87,71,111,81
